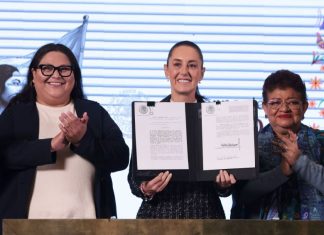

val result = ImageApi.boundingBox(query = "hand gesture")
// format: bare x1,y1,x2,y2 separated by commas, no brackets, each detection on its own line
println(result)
51,131,69,152
215,170,236,188
280,158,293,176
59,111,89,145
276,130,301,167
140,171,172,197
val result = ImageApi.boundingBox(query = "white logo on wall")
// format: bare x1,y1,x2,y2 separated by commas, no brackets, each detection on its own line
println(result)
107,89,147,139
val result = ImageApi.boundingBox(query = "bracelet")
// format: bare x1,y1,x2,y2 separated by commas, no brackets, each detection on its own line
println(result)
140,182,154,201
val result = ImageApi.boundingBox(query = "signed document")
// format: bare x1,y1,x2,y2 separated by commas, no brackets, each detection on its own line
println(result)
134,102,189,170
132,101,258,181
201,100,256,170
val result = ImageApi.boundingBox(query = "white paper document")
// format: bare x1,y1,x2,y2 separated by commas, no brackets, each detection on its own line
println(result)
201,100,256,170
134,102,189,170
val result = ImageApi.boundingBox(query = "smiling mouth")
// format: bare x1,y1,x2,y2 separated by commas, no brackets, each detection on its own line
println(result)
177,79,192,83
46,81,65,86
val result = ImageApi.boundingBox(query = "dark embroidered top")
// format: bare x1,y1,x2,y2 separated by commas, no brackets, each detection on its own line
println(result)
129,180,225,219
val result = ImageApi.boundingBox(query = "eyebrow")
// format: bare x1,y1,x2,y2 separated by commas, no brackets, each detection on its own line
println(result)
171,58,198,63
268,97,299,100
39,63,72,66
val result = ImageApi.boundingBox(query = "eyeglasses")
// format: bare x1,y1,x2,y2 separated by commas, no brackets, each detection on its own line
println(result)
266,99,303,110
35,64,73,78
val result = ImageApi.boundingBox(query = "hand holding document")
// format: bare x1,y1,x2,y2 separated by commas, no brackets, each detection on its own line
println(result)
132,100,258,181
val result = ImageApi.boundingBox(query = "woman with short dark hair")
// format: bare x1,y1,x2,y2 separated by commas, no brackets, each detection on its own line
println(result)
231,69,324,220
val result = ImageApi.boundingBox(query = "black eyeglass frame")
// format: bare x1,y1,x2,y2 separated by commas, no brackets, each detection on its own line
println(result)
34,64,74,78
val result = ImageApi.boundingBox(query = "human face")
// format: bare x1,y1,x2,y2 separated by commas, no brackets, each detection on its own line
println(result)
164,45,205,102
32,51,75,106
262,87,308,134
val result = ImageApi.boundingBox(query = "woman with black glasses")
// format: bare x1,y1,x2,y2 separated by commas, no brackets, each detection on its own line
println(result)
231,69,324,220
0,43,129,226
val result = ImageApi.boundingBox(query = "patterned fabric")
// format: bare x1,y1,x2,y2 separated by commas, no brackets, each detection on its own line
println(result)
258,124,324,220
136,181,225,219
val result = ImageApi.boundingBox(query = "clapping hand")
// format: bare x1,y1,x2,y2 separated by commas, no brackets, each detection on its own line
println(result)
275,130,301,175
59,111,89,145
50,131,69,152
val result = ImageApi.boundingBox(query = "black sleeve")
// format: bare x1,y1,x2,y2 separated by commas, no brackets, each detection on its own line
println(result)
238,166,289,205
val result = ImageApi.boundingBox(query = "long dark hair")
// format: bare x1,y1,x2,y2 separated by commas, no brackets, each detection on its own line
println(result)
7,43,85,108
167,40,206,101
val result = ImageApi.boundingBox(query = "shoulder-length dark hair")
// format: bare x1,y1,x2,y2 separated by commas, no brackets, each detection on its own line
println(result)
7,43,85,108
166,40,206,101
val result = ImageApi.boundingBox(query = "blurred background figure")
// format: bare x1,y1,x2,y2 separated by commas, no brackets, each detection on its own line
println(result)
0,64,19,112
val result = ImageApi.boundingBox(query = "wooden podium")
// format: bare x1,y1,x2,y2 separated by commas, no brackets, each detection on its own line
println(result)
3,219,324,235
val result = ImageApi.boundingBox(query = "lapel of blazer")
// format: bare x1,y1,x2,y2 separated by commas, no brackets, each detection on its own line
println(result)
73,99,84,115
15,103,39,140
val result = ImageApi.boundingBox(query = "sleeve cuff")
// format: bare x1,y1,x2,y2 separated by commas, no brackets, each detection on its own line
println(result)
292,154,307,172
